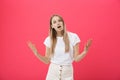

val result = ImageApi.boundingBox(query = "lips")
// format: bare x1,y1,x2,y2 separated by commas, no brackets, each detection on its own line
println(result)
57,26,61,28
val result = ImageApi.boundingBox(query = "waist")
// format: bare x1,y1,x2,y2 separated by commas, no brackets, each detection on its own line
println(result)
50,62,73,66
50,57,73,65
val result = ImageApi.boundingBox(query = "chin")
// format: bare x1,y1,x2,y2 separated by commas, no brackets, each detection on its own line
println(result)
58,29,63,32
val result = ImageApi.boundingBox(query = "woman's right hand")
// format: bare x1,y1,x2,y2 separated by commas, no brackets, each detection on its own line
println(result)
27,41,38,56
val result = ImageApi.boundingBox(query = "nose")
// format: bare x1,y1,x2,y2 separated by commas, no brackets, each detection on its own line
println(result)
57,23,60,26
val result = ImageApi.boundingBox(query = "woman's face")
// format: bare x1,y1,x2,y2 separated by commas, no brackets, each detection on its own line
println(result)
51,16,64,32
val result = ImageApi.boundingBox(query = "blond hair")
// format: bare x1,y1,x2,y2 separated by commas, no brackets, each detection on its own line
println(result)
49,15,70,56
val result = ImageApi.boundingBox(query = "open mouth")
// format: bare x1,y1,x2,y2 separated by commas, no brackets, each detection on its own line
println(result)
57,26,61,28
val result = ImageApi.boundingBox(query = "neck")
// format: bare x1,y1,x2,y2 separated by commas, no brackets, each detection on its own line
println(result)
57,31,63,37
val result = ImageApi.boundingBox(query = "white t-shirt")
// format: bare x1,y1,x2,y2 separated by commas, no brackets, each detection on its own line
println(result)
44,32,80,65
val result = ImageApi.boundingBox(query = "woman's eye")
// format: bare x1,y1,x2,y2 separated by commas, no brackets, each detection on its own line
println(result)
53,21,56,24
58,19,62,22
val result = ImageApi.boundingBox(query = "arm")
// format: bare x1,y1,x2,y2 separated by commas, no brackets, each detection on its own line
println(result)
74,39,92,62
27,41,50,64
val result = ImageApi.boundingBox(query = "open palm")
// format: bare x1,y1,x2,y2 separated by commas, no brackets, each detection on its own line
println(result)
84,39,92,52
27,41,38,55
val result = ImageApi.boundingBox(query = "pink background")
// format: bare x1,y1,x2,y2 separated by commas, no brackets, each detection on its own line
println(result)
0,0,120,80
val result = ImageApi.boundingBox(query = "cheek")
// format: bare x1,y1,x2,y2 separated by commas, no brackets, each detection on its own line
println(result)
61,22,64,26
52,24,57,29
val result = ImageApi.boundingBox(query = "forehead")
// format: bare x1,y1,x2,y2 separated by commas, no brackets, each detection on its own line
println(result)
52,16,61,21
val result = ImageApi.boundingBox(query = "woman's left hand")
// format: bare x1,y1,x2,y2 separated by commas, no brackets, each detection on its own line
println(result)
84,39,92,52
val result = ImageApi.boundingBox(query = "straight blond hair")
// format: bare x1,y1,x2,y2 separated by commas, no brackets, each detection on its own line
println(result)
49,15,70,56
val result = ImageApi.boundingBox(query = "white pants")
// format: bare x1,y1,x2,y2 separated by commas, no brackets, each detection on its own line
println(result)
46,63,74,80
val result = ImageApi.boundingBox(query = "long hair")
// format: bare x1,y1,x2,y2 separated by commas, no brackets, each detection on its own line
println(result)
49,14,70,56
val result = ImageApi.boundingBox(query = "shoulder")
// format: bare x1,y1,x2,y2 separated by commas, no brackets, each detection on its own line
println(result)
44,36,51,43
45,36,50,40
67,31,81,46
44,36,51,47
67,31,79,37
43,35,50,40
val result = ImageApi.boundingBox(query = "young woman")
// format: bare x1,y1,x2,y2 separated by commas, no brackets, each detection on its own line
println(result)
27,14,92,80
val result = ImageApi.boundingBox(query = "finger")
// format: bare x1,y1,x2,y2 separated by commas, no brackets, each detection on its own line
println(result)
87,39,92,47
29,43,36,50
28,43,33,48
27,41,35,47
27,42,35,49
27,41,32,47
27,40,32,45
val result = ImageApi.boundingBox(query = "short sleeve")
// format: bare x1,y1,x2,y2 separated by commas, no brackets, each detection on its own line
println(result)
43,36,51,48
73,33,80,46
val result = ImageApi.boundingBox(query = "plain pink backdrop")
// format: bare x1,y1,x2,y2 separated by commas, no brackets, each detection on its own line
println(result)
0,0,120,80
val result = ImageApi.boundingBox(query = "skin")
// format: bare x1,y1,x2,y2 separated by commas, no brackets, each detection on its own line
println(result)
27,16,92,64
51,16,64,36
